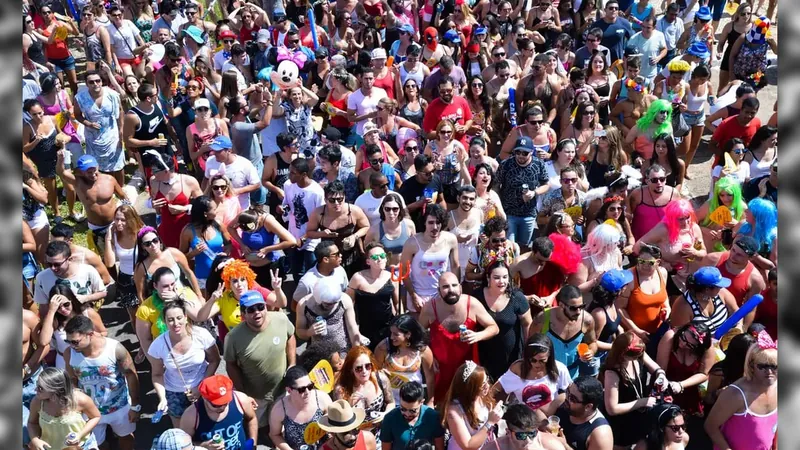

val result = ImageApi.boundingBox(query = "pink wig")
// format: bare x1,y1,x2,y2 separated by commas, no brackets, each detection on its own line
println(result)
547,233,582,275
662,199,696,244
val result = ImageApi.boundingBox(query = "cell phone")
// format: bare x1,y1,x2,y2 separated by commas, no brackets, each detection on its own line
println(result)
151,409,164,423
594,129,607,137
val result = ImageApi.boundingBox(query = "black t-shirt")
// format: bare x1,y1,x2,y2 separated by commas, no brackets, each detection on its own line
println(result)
398,174,443,228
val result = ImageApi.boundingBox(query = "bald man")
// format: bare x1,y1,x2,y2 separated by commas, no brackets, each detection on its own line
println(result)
418,272,499,403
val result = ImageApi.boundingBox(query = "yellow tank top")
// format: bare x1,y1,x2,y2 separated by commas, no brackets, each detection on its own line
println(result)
217,291,243,330
40,409,89,450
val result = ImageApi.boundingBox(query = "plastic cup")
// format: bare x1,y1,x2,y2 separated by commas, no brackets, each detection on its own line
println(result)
547,415,560,433
577,343,590,358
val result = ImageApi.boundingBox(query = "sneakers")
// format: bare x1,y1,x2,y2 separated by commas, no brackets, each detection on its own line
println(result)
69,211,86,222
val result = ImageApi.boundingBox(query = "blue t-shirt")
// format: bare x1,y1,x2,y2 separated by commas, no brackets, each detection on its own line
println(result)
596,17,634,62
380,405,445,450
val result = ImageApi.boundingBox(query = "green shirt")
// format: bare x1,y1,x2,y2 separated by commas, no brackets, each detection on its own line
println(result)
223,312,295,401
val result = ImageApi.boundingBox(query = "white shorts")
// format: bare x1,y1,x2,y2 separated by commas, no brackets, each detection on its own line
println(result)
94,404,136,444
27,208,49,231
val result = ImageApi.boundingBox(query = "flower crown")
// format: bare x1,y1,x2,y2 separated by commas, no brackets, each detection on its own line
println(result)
626,78,644,92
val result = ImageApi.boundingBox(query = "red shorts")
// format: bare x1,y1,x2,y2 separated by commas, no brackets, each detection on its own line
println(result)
117,56,142,67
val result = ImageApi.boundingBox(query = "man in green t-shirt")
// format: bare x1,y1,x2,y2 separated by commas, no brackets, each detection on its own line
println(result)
224,290,296,432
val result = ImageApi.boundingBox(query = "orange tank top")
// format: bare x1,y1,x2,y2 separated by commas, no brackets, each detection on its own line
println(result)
627,267,667,334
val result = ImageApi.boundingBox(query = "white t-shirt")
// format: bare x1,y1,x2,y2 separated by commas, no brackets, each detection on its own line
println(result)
147,327,216,392
33,264,106,305
711,164,750,192
106,19,141,59
221,61,249,91
205,155,259,210
151,14,188,39
213,50,252,72
498,361,572,410
354,191,407,226
282,180,325,251
294,266,349,301
346,87,388,135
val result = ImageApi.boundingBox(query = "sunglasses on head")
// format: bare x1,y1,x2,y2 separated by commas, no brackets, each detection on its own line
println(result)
291,383,315,393
246,303,266,314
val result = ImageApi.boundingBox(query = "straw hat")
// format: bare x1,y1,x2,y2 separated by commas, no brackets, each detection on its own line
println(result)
317,399,366,433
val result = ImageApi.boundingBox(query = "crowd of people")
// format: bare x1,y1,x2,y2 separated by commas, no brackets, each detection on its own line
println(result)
21,0,779,447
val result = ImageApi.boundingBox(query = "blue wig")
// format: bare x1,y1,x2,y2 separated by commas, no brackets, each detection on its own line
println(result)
741,198,777,252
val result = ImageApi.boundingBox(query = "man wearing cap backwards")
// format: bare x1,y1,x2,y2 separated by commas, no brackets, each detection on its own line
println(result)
123,82,173,181
532,284,599,378
224,289,297,432
152,428,201,450
689,235,766,329
418,272,499,402
179,374,258,449
371,47,400,100
204,135,262,211
496,136,551,253
73,70,126,185
317,399,378,450
56,152,128,255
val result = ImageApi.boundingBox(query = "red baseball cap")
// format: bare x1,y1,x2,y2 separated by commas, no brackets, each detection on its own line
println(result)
199,375,233,406
219,30,236,40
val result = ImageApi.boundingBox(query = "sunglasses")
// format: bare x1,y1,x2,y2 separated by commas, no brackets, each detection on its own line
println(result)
756,363,778,371
246,303,266,314
47,259,69,269
375,183,390,189
370,158,384,165
584,110,596,114
732,148,747,154
87,79,103,85
405,145,419,151
212,184,227,191
143,238,161,249
384,206,400,212
513,150,531,156
490,238,505,245
354,363,373,373
514,430,539,441
65,337,84,346
528,119,544,126
493,52,506,57
472,83,484,88
400,406,419,414
439,130,453,135
564,303,584,312
638,258,658,266
223,39,235,43
291,383,315,394
369,252,387,261
196,107,210,112
667,424,687,433
649,176,667,183
111,13,123,17
561,177,579,184
327,197,345,204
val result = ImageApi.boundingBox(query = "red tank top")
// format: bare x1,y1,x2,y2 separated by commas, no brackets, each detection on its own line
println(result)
300,27,315,48
155,177,191,249
520,263,566,299
666,352,704,415
429,298,480,401
373,69,396,100
239,24,259,44
327,92,351,128
41,26,71,60
715,253,755,306
754,288,777,339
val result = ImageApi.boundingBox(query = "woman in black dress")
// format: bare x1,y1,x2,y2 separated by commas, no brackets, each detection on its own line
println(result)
475,261,533,381
346,242,398,350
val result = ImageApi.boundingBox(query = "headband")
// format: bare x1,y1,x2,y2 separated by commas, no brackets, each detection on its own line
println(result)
463,360,477,382
757,330,777,349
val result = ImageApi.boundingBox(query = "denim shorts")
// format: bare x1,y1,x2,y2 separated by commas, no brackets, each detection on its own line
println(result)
48,55,76,73
683,110,706,127
166,390,194,418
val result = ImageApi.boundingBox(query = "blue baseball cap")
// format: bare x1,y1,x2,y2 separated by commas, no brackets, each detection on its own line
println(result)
443,29,461,43
75,154,99,171
209,135,233,151
239,290,266,308
399,23,415,34
181,25,206,44
693,267,731,288
474,26,488,35
513,136,534,153
599,269,634,292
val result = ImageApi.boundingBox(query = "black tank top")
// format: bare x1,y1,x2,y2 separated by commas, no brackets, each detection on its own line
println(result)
25,32,47,66
269,152,293,210
131,104,171,162
557,408,611,450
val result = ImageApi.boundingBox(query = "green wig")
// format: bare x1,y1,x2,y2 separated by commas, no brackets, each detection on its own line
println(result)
636,99,673,138
705,176,746,228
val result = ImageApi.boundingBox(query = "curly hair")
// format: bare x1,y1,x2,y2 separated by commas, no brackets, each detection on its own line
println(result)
221,259,257,290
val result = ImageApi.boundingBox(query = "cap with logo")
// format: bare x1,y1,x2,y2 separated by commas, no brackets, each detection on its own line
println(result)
198,374,234,406
208,135,233,151
239,289,266,308
512,136,534,153
75,154,99,171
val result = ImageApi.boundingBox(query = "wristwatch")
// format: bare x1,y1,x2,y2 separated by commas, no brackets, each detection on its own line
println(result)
130,404,142,412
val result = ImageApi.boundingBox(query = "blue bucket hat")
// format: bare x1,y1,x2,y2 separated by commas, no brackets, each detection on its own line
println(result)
695,5,712,21
686,41,710,59
181,25,206,45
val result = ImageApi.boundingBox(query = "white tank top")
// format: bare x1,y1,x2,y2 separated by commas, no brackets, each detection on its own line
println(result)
410,235,451,298
400,62,425,87
69,337,130,414
114,237,136,275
